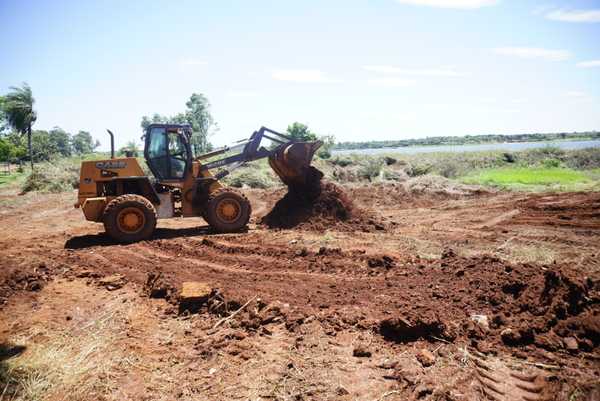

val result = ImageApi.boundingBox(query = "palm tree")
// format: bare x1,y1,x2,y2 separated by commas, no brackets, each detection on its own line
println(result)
3,83,37,169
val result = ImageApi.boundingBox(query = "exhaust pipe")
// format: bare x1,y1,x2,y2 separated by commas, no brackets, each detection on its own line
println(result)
106,129,115,159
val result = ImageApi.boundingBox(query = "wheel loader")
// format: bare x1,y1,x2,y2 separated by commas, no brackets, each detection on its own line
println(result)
75,124,322,242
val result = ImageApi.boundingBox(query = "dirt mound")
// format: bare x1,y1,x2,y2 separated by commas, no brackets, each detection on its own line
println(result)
380,313,448,343
261,168,385,231
377,252,600,354
0,262,52,306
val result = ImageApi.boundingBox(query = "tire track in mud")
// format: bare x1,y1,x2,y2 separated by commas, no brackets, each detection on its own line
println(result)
144,237,377,277
510,192,600,231
61,235,391,314
5,191,600,329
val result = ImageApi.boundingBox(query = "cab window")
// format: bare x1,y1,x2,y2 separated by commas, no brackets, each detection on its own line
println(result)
146,127,189,180
167,132,187,178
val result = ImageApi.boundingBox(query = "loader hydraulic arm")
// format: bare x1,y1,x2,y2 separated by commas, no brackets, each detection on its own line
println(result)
196,127,294,173
197,127,321,184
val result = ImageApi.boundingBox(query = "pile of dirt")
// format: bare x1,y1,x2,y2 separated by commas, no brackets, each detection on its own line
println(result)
261,168,385,232
0,262,52,306
376,252,599,355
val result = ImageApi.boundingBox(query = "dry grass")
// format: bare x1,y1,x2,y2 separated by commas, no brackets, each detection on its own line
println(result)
0,297,133,401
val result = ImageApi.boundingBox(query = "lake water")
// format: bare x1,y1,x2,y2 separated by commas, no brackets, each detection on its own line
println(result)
332,139,600,156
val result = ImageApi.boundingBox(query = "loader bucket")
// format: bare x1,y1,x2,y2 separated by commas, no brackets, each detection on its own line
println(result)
269,140,323,188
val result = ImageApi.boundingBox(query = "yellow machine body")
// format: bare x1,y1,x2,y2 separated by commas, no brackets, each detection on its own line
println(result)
76,156,221,222
75,124,320,242
77,157,144,208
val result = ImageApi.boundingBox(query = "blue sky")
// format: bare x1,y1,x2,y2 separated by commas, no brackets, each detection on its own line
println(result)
1,0,599,150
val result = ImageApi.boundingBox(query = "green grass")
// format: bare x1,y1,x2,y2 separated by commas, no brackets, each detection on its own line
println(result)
463,167,588,185
461,167,598,191
0,171,26,188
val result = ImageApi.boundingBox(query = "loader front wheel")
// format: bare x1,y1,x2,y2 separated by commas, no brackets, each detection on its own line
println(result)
205,189,251,233
103,194,157,243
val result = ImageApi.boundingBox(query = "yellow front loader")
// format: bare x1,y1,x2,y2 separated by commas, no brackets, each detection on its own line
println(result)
76,124,321,242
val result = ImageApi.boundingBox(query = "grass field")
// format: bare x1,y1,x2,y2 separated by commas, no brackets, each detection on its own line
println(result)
0,171,25,188
1,146,599,194
461,167,599,191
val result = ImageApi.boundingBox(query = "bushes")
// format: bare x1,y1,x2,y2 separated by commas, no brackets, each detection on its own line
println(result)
357,158,384,181
564,148,600,170
502,152,516,163
14,146,600,194
406,164,432,177
223,165,279,189
382,169,408,181
21,159,80,193
542,158,561,168
437,161,462,178
330,156,354,167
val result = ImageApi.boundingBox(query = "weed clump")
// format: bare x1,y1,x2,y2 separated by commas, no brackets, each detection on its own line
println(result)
21,159,79,194
564,148,600,170
357,158,384,181
225,166,279,189
330,156,354,167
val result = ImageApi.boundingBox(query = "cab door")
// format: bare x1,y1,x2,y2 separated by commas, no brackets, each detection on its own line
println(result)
146,126,191,181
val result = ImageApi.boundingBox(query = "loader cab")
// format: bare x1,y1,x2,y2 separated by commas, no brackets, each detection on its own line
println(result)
144,124,192,181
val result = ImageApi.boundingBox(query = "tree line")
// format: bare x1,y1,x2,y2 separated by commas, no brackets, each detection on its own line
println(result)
335,131,600,150
0,83,99,165
140,97,335,158
1,82,333,167
0,128,99,163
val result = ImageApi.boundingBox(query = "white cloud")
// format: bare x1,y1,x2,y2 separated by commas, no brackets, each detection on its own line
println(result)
395,0,498,9
271,69,340,83
566,91,587,98
545,8,600,23
367,77,416,87
493,47,570,61
577,60,600,68
363,65,464,77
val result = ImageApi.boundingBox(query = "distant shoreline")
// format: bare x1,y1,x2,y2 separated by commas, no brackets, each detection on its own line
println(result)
333,132,600,151
332,138,600,156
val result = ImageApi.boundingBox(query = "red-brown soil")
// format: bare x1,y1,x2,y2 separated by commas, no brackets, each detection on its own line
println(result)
261,180,385,232
1,186,599,400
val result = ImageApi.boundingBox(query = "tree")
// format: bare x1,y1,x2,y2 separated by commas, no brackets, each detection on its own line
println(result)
48,127,72,157
285,122,334,158
140,93,216,156
2,132,27,160
184,93,215,154
317,134,335,159
31,130,54,161
72,130,99,155
0,139,11,161
0,96,9,135
141,113,168,131
118,140,141,157
286,122,318,142
2,83,37,169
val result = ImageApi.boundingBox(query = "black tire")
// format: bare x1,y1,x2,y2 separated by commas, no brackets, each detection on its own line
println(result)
103,194,157,243
204,189,251,233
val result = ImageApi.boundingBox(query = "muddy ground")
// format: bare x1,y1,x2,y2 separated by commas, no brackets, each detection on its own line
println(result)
0,182,599,401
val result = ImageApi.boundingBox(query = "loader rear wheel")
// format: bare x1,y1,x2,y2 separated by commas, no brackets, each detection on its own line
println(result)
204,189,251,233
103,194,157,243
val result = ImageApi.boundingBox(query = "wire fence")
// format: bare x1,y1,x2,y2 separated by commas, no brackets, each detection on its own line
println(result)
1,161,10,175
0,160,23,175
